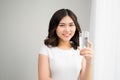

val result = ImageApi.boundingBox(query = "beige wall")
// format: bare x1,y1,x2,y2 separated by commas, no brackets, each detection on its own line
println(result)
0,0,91,80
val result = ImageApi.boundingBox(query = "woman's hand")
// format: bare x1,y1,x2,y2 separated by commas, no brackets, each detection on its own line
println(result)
78,41,93,64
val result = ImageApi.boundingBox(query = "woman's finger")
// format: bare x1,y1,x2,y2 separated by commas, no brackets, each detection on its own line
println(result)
80,50,93,55
87,41,92,48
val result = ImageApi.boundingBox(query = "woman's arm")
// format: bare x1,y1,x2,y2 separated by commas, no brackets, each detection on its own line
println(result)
80,58,92,80
79,41,93,80
38,54,52,80
80,58,86,80
84,61,92,80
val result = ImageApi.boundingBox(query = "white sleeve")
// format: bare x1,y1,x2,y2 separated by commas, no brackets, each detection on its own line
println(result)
39,44,49,56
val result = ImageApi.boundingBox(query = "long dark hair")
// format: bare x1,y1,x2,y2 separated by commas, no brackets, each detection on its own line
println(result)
44,9,81,49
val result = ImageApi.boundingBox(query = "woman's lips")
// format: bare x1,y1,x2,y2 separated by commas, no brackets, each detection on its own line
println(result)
63,33,71,37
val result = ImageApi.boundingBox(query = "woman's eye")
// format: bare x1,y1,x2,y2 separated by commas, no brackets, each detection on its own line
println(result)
69,24,74,26
59,25,64,27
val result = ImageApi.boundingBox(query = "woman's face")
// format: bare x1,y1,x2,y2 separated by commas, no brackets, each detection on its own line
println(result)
56,16,76,42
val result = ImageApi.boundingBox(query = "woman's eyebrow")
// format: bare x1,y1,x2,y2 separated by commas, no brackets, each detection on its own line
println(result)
59,23,65,24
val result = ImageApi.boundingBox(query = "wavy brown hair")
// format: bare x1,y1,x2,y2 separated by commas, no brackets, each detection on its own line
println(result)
44,9,81,49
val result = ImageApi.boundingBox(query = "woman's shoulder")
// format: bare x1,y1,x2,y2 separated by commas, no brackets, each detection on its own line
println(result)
39,44,51,56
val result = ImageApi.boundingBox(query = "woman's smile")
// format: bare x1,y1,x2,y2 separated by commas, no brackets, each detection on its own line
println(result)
62,33,71,38
56,16,76,42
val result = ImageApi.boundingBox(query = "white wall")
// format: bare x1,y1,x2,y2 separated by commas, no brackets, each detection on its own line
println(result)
0,0,91,80
90,0,120,80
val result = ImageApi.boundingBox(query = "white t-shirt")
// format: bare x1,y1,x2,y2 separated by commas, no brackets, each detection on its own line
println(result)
39,45,83,80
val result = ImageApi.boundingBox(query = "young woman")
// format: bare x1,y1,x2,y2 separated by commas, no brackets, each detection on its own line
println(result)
38,9,93,80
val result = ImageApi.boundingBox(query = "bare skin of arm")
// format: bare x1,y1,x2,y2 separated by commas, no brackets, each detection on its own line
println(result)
80,57,92,80
38,54,52,80
79,41,93,80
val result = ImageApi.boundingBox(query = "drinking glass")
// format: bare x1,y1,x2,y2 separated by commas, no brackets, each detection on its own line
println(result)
79,31,89,48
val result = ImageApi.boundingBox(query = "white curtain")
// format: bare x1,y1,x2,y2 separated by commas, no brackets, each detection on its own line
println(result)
90,0,120,80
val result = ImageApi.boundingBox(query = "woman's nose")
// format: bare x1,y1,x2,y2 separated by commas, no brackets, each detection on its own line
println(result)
64,27,70,32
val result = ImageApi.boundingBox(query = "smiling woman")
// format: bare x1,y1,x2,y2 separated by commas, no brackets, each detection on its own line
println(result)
44,9,81,49
56,16,76,42
38,9,93,80
0,0,91,80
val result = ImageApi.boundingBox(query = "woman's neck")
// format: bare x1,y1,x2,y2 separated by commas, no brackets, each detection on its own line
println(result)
57,41,72,50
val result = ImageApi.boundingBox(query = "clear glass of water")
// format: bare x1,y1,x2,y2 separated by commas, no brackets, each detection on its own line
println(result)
79,31,89,48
